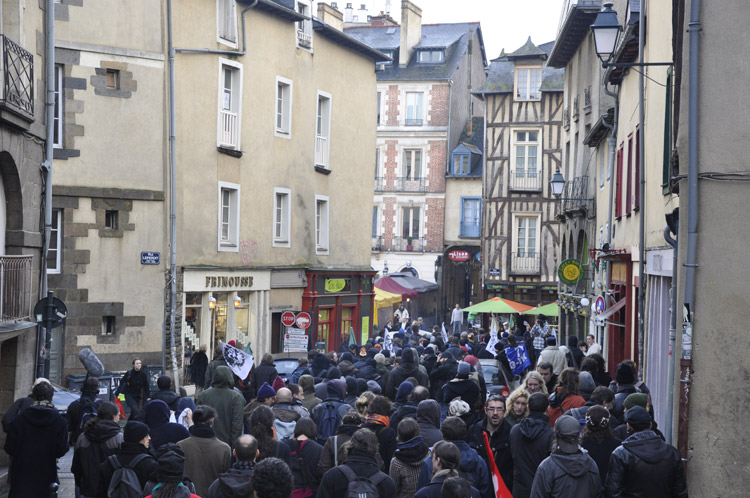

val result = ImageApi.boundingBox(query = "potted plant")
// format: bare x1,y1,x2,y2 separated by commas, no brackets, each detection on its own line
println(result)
406,237,414,251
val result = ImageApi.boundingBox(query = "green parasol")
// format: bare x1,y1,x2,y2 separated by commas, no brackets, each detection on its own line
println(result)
525,302,560,317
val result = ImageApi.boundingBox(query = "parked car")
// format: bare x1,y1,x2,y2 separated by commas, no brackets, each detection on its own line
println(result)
479,358,511,396
52,382,81,415
272,357,300,385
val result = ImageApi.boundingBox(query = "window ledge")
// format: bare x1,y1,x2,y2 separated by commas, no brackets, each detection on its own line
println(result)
314,166,331,175
53,148,81,160
217,146,242,158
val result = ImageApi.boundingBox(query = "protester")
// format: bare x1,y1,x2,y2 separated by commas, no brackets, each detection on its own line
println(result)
389,418,429,498
288,417,324,497
150,375,181,412
2,377,50,434
196,365,245,446
206,434,258,498
505,388,530,427
190,345,209,393
66,376,101,445
415,441,480,498
144,443,201,498
385,347,428,399
178,405,231,497
580,405,621,485
441,361,481,412
537,337,567,375
98,421,157,496
204,348,228,389
416,399,443,448
71,400,122,498
466,393,514,493
510,392,555,498
299,374,322,412
251,457,294,498
441,476,480,498
145,399,190,451
522,371,548,396
272,387,303,441
249,405,292,466
362,395,397,472
547,368,586,426
537,361,558,395
319,411,382,474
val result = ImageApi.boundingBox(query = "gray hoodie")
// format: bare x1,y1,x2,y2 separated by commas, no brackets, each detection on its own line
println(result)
416,399,443,448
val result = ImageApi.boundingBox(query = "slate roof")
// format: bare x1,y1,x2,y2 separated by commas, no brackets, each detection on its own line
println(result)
474,40,564,95
344,23,486,82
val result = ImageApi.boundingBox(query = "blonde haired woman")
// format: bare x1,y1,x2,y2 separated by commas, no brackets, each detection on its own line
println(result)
505,387,530,426
522,371,549,396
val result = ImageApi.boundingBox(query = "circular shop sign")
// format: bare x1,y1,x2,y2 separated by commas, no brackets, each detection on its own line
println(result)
558,259,583,285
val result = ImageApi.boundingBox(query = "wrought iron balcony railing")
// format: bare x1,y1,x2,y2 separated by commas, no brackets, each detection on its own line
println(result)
371,236,382,252
584,86,592,114
374,177,385,192
395,176,426,192
394,236,425,252
1,35,34,119
510,173,542,191
0,255,33,321
563,107,570,130
572,95,579,122
558,175,594,215
510,252,540,275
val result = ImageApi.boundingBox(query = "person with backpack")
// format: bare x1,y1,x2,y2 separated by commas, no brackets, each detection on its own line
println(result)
316,428,396,498
115,359,151,420
67,376,102,445
547,368,586,427
312,380,351,445
178,405,231,498
71,401,123,498
288,417,324,498
97,421,157,498
144,443,201,498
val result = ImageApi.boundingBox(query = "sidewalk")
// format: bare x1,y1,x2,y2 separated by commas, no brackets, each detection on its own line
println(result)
0,448,75,498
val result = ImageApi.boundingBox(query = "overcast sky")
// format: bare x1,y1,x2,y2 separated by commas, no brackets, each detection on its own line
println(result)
359,0,567,60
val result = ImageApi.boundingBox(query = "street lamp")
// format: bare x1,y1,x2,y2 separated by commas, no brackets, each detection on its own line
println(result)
549,169,566,197
590,2,621,63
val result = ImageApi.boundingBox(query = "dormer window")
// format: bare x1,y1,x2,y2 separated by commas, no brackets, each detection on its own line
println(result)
515,67,542,101
296,0,313,50
417,49,444,64
380,49,394,65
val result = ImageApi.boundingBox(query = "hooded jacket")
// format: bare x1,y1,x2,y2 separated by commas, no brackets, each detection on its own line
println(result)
414,471,481,498
196,366,246,446
416,400,443,448
271,402,301,441
389,435,429,498
316,451,396,498
71,418,123,496
510,412,555,498
428,356,458,401
605,430,688,498
318,423,386,475
206,460,255,498
150,388,181,412
416,440,492,498
299,374,322,412
384,348,428,400
4,404,69,498
251,361,278,397
529,450,603,498
442,376,481,410
311,381,351,426
288,438,324,495
145,399,190,451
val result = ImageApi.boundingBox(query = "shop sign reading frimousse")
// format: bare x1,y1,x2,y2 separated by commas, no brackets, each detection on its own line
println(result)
205,275,254,289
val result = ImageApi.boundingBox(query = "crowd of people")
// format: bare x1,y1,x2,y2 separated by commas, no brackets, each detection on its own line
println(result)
1,311,688,498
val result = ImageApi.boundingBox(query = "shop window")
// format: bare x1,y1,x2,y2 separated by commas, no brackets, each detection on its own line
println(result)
235,291,251,347
213,292,229,345
317,307,334,351
184,293,203,356
341,305,357,343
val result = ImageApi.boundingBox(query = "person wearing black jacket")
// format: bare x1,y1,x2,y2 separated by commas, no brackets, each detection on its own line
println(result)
441,362,480,410
71,401,123,498
509,392,555,498
98,421,158,497
250,354,278,398
288,417,324,497
206,434,258,498
391,386,429,431
384,347,428,400
362,395,398,473
605,406,688,498
67,376,101,445
190,345,208,392
144,399,190,451
466,393,513,493
116,358,151,418
429,351,459,401
1,377,49,434
150,375,181,412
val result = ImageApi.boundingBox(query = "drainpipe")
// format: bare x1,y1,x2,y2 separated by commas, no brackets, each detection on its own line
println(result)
636,0,646,383
664,224,677,445
600,75,618,355
165,0,258,390
446,79,453,173
679,0,702,464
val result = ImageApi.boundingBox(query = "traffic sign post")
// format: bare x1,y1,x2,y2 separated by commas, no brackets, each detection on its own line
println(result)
284,327,309,353
295,312,311,329
34,291,67,378
281,311,296,327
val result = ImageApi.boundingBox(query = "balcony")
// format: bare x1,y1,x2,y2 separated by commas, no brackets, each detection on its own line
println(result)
459,222,481,238
0,35,34,121
395,176,426,192
510,252,540,275
219,109,239,149
405,118,423,126
0,255,33,321
558,175,594,217
374,177,385,192
371,236,382,252
315,135,328,168
394,236,425,252
297,29,312,48
510,172,542,192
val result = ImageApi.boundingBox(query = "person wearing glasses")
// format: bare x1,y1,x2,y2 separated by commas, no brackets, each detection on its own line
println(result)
466,393,514,493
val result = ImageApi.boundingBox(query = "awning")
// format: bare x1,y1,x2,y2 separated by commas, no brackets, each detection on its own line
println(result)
386,272,439,292
374,276,418,299
373,287,402,326
595,296,626,321
526,302,560,317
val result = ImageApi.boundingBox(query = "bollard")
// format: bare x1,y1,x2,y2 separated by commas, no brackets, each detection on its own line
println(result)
49,482,59,498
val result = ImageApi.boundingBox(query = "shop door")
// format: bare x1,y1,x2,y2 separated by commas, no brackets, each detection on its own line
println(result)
607,284,627,377
339,305,358,350
317,306,335,352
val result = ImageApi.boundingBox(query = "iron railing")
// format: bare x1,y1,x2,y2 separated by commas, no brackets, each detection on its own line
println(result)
371,236,382,251
0,255,33,321
510,252,540,274
374,177,385,192
563,107,570,130
394,236,425,252
572,95,579,122
1,35,34,118
297,29,312,48
395,176,426,192
558,175,594,215
219,109,238,148
584,86,592,114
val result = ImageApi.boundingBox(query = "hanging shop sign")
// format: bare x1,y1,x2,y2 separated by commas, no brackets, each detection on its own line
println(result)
448,250,470,262
558,259,584,285
324,278,350,293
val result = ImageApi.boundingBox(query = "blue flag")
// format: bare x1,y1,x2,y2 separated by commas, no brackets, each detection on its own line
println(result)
505,344,531,376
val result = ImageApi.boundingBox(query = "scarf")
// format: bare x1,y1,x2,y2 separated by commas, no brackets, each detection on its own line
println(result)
32,400,55,409
366,414,390,427
189,423,216,438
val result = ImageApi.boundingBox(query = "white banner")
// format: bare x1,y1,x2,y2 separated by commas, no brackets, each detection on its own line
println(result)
220,341,254,380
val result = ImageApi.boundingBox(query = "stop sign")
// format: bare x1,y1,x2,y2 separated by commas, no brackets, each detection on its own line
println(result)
295,312,312,329
281,311,296,327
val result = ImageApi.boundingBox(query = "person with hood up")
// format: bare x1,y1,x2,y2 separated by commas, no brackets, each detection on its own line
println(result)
197,365,245,446
311,379,351,441
318,411,382,474
416,399,443,448
310,351,331,378
510,392,555,498
299,374,321,412
441,362,481,412
605,406,688,498
415,416,491,498
547,368,586,427
288,417,324,497
392,380,414,413
204,348,228,389
206,434,258,498
4,381,69,498
389,418,429,498
529,415,603,498
178,405,231,497
384,347,428,400
150,375,181,412
145,399,190,451
98,421,158,497
354,348,380,381
190,345,209,393
72,400,123,498
251,353,278,398
429,351,459,401
66,376,101,445
414,441,481,498
361,395,398,473
343,376,359,406
145,443,201,498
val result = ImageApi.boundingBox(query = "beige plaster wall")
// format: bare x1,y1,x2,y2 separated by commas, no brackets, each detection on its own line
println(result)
444,178,481,244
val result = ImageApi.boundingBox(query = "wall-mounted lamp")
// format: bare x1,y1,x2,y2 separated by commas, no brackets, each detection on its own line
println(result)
208,295,217,310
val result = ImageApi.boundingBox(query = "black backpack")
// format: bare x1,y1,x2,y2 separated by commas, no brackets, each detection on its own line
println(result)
339,465,388,498
107,453,151,498
316,402,342,444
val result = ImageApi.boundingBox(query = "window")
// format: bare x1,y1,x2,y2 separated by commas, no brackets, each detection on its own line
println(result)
405,92,423,126
53,64,63,148
102,316,116,336
105,69,119,89
47,209,62,274
217,59,243,149
218,182,240,252
273,188,291,246
615,146,624,219
317,306,334,351
516,216,538,257
374,148,380,179
380,49,394,65
377,92,382,125
275,77,292,137
372,206,379,238
341,305,357,339
402,149,422,179
417,49,444,63
402,206,420,240
512,130,541,190
599,141,607,188
104,210,119,230
453,153,470,176
460,197,481,238
315,91,332,168
626,134,633,216
217,0,238,46
296,0,313,49
515,67,542,100
635,127,641,210
315,195,329,253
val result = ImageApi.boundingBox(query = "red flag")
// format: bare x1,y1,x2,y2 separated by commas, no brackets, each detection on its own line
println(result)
483,430,514,498
114,397,126,419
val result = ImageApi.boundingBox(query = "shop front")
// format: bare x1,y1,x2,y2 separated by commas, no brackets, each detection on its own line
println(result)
302,270,376,353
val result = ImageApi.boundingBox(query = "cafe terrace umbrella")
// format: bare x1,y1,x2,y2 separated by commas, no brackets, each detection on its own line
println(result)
526,302,560,317
463,297,534,314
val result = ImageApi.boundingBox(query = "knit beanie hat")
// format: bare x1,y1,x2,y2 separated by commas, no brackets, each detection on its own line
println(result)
156,444,185,483
374,353,385,365
615,363,636,385
257,382,276,400
366,380,382,394
623,392,648,410
124,421,150,443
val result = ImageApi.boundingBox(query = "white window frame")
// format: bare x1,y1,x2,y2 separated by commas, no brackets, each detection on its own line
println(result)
315,90,332,169
273,187,291,247
53,64,63,148
315,195,330,254
217,181,240,252
47,208,62,274
402,148,423,179
217,59,243,150
510,128,542,189
217,0,238,48
405,92,424,126
417,49,444,63
275,76,293,138
512,214,541,258
295,0,314,51
400,205,422,240
515,66,542,101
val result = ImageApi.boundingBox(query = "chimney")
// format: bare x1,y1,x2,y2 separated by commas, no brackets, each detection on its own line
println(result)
358,3,368,22
344,3,353,23
318,2,344,31
399,0,422,66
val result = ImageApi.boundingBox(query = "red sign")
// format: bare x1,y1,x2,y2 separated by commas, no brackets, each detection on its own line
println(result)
295,312,312,329
281,311,296,327
448,250,470,262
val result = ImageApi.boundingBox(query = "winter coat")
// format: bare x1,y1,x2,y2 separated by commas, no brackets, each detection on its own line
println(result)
1,395,32,433
66,393,100,445
291,365,311,385
150,388,181,412
429,359,458,401
4,404,69,498
384,355,428,399
206,460,255,498
467,417,514,492
442,377,480,409
251,362,278,396
204,357,227,389
362,421,398,474
318,423,386,474
390,402,418,431
98,441,157,497
272,403,302,441
311,382,351,430
118,368,150,401
547,389,586,427
190,351,209,386
71,418,123,496
416,400,443,448
389,436,429,498
145,487,200,498
288,438,324,496
178,424,232,498
196,366,246,446
145,399,190,451
510,412,555,498
416,440,492,498
537,346,567,375
415,471,481,498
605,430,688,498
316,452,396,498
612,383,650,420
299,374,322,412
529,450,603,498
581,436,622,485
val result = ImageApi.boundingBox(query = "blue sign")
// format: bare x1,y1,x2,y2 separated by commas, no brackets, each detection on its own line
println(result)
505,344,531,375
141,252,161,265
489,268,501,277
